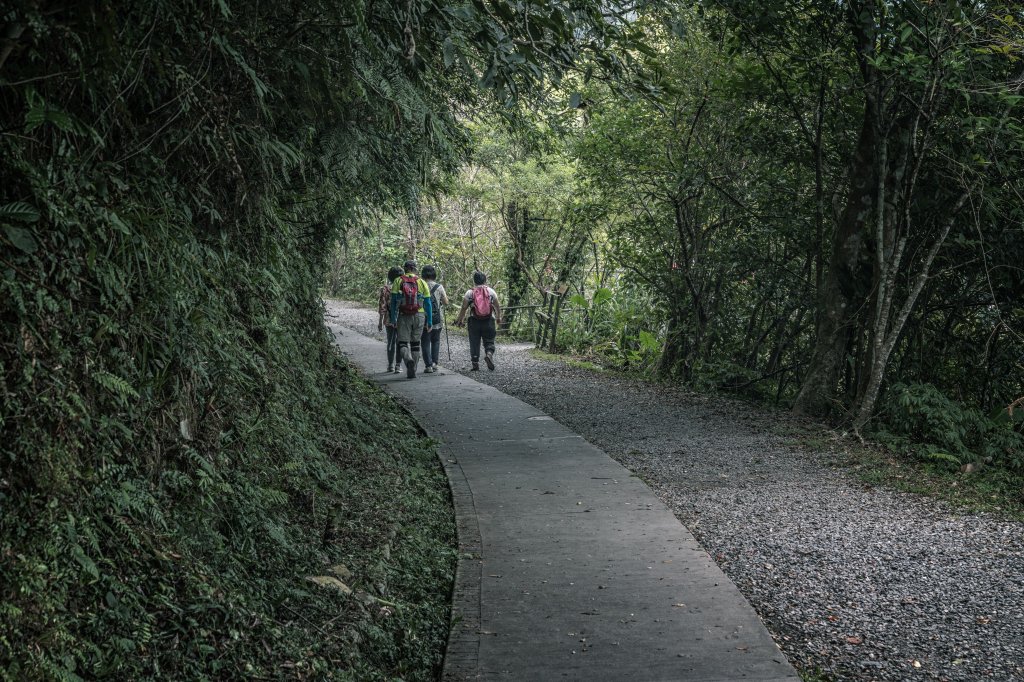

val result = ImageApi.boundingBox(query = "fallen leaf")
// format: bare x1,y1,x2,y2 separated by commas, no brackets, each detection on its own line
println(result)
845,636,862,645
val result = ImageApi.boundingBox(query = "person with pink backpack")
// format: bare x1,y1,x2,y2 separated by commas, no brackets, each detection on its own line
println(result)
453,271,502,371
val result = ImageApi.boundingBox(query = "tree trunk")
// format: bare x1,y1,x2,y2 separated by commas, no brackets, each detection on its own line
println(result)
792,104,877,417
502,200,531,330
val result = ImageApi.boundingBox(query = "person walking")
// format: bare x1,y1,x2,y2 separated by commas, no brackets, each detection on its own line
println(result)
420,265,449,373
378,266,404,373
453,271,502,371
389,260,432,379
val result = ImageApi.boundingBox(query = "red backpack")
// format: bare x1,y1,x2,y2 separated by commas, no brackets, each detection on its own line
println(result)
471,285,492,318
398,275,420,314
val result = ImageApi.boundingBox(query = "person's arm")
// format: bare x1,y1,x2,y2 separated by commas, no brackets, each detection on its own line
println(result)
492,295,502,326
453,298,470,327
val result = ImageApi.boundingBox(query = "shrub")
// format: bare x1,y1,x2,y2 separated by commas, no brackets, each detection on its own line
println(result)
876,383,1024,471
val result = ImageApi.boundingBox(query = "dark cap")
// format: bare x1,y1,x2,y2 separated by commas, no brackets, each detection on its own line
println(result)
403,260,418,272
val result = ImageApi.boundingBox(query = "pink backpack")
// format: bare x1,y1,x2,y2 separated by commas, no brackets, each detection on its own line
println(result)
471,286,492,318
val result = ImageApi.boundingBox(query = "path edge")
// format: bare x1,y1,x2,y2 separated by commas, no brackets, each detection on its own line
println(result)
380,392,483,679
330,322,482,678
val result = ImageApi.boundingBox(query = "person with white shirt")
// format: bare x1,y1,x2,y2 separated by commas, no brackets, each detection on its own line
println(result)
419,264,449,373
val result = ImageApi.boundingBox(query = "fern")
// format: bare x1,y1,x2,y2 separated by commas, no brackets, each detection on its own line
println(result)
91,371,140,400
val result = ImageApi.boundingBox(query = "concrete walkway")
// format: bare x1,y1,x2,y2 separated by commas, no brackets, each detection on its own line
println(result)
329,323,799,682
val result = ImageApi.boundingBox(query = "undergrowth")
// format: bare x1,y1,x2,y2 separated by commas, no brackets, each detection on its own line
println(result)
1,299,456,679
1,3,458,677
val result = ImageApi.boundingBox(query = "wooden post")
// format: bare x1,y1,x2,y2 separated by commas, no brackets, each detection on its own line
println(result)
548,284,568,353
538,290,555,348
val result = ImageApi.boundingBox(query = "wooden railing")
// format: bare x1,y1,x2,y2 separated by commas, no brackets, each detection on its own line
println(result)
499,284,575,352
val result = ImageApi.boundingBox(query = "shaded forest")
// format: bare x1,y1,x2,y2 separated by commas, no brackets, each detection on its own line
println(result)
334,1,1024,477
2,0,1023,679
0,1,638,678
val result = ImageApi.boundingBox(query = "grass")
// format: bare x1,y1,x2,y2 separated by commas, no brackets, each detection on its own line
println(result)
774,421,1024,521
529,348,607,372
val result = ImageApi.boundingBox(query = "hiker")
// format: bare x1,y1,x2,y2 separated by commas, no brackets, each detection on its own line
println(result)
378,266,404,373
389,260,432,379
453,271,502,371
420,265,449,374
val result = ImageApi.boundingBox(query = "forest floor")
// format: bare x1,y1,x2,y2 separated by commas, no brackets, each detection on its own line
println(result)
326,300,1024,682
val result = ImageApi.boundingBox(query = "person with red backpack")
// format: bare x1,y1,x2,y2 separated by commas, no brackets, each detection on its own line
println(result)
453,271,502,371
389,260,432,379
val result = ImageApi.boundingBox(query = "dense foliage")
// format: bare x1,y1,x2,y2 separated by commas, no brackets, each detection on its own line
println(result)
334,3,1024,476
1,0,653,677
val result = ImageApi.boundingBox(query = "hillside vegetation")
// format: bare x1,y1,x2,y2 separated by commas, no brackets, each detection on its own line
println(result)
0,1,634,678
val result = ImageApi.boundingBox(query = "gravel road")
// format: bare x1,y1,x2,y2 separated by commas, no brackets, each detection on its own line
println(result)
326,299,1024,682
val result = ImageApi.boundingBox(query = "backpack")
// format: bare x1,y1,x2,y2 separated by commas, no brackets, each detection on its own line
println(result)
471,285,492,319
398,275,420,314
429,282,443,325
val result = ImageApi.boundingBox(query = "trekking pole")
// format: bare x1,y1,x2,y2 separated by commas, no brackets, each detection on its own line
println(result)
444,317,452,362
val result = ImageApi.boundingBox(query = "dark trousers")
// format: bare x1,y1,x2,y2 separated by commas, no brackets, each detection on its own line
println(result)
421,327,442,367
385,326,398,366
467,317,496,362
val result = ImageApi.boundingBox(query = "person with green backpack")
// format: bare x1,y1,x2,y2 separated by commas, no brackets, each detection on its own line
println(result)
389,260,432,379
419,265,449,374
377,265,405,373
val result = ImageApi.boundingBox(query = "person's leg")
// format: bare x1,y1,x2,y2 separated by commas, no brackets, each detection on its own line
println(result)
386,326,398,369
421,326,432,370
397,315,413,364
468,317,482,369
483,317,497,369
430,328,442,367
407,313,425,377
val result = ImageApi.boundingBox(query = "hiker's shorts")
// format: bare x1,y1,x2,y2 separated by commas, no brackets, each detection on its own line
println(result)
397,312,425,346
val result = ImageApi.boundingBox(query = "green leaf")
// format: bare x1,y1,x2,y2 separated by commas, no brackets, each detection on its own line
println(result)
443,38,456,68
592,287,613,305
569,92,582,109
108,212,130,235
4,226,37,254
0,201,40,223
92,371,140,399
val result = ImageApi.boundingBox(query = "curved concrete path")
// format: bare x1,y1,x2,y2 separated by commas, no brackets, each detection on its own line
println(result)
329,323,798,682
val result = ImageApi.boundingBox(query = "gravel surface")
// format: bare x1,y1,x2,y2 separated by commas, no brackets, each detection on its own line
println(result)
327,299,1024,682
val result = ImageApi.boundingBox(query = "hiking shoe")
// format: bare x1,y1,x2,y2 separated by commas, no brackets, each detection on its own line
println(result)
406,359,416,378
484,352,495,370
387,364,394,372
471,362,480,371
393,365,401,374
423,366,433,374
